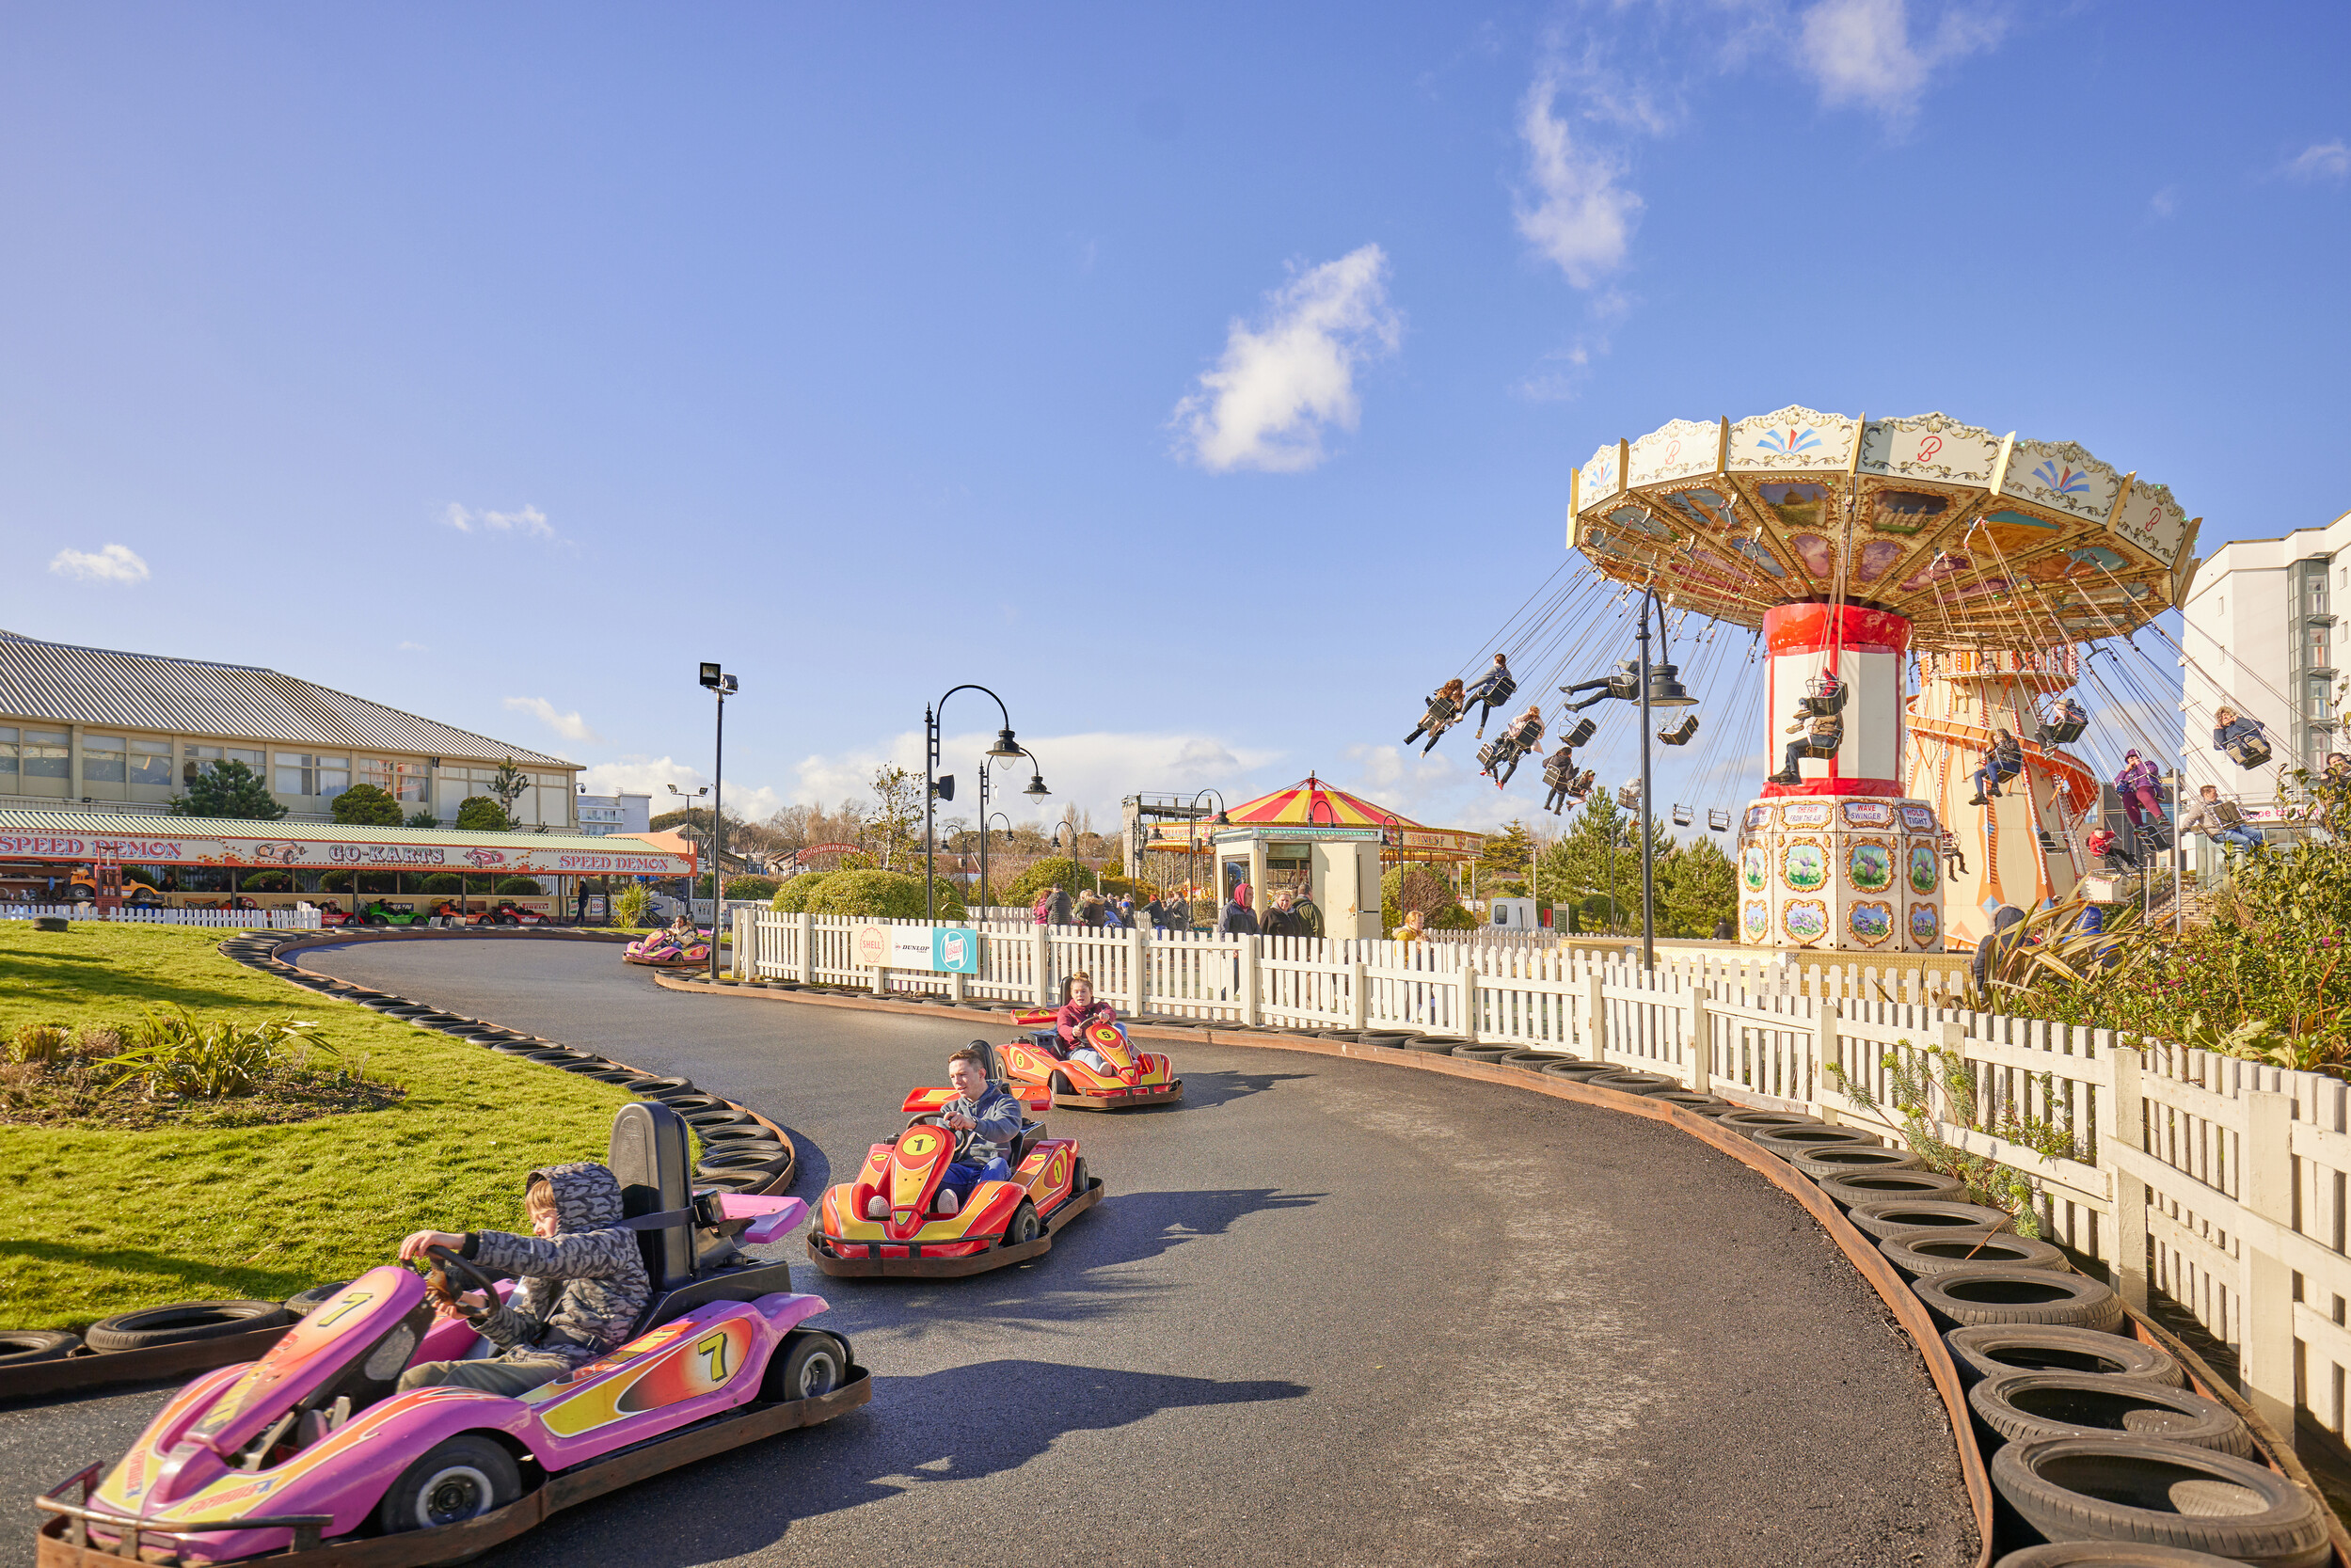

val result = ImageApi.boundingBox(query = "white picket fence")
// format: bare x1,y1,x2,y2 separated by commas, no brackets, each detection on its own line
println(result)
1,904,323,929
734,907,2351,1473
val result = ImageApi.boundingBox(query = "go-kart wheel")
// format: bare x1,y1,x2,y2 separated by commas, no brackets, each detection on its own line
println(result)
1048,1070,1072,1097
1007,1201,1041,1246
762,1329,848,1403
374,1433,519,1534
1070,1157,1088,1196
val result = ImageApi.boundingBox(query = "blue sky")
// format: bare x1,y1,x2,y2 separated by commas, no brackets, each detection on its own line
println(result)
4,2,2346,835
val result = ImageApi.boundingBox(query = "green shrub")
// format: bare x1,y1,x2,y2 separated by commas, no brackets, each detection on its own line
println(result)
724,876,779,901
100,1009,340,1101
803,869,967,921
1380,864,1474,938
8,1022,73,1065
237,871,293,892
1006,857,1098,906
329,784,404,827
613,884,653,927
420,874,465,895
454,797,512,832
493,877,544,895
405,810,439,830
167,759,286,821
770,873,833,913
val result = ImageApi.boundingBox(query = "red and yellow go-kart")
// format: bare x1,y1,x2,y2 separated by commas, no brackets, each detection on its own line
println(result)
1000,1013,1183,1110
806,1085,1100,1278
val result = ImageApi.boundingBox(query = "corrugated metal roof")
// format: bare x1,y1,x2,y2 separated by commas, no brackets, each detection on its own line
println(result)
0,630,570,768
0,808,627,853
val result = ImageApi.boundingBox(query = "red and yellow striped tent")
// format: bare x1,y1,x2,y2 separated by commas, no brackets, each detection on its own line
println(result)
1142,775,1483,863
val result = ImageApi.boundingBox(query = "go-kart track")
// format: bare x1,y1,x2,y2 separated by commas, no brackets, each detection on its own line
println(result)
1,939,1977,1568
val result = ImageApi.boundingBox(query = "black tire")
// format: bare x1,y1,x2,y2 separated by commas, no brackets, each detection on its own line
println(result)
1970,1370,2253,1458
1071,1157,1089,1196
1991,1438,2329,1567
1790,1146,1923,1182
1583,1070,1679,1095
1913,1266,2126,1333
1718,1109,1820,1138
1819,1168,1966,1207
1653,1091,1733,1115
762,1330,848,1403
1882,1230,2071,1278
285,1281,354,1318
1993,1542,2252,1565
84,1300,293,1353
1844,1199,2019,1243
697,1146,793,1178
700,1121,785,1148
1753,1126,1883,1161
630,1077,698,1100
1049,1071,1073,1097
1449,1044,1511,1062
1007,1201,1042,1246
1499,1050,1572,1071
1392,1037,1470,1054
1946,1325,2184,1389
662,1093,732,1117
1539,1059,1615,1080
0,1329,80,1365
374,1433,521,1534
696,1168,773,1193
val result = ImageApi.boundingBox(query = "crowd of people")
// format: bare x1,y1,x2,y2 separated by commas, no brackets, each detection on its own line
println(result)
1026,879,1333,940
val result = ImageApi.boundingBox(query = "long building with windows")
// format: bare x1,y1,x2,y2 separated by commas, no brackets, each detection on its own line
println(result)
0,629,581,828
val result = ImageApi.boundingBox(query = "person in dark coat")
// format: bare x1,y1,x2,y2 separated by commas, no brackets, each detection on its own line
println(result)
1261,890,1303,940
1049,884,1075,926
1293,889,1325,940
1165,894,1190,931
1217,883,1260,936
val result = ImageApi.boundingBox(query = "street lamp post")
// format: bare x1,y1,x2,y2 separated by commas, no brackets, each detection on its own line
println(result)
1186,789,1228,922
926,685,1027,921
694,664,736,985
977,747,1048,917
1565,594,1693,968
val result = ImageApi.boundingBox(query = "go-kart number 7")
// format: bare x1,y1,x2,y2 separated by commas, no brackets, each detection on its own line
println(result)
696,1329,733,1383
312,1291,374,1329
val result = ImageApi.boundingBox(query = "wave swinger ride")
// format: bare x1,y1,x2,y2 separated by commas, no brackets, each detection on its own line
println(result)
38,1103,868,1568
1567,406,2200,953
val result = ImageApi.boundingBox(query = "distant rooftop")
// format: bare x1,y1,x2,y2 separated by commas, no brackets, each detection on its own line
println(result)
0,630,569,768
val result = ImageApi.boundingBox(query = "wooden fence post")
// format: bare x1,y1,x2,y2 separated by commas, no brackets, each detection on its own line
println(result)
2240,1088,2297,1438
1583,960,1605,1064
1130,924,1149,1015
1240,935,1261,1028
1460,946,1481,1043
2103,1044,2150,1310
796,911,815,984
1350,959,1369,1032
1687,980,1711,1093
731,906,752,977
1812,999,1840,1122
1033,925,1053,1009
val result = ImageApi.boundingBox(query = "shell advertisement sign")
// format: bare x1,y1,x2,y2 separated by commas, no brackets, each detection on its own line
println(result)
851,924,980,974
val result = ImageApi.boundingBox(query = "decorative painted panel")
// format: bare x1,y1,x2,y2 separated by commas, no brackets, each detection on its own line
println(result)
1856,413,2000,485
1728,406,1858,473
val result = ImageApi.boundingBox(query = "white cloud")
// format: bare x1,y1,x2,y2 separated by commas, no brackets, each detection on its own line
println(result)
443,502,554,539
1515,67,1644,288
2284,140,2350,182
396,641,428,653
1796,0,2006,124
579,755,786,824
502,696,601,744
1170,245,1401,474
2150,186,2179,219
47,544,149,584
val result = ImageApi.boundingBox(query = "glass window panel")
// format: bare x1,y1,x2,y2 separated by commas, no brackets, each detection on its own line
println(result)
129,748,173,785
276,766,309,794
83,736,127,783
319,762,350,795
23,730,68,779
227,747,264,770
0,726,15,776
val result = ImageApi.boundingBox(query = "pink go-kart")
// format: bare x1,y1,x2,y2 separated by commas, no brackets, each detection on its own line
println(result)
37,1102,867,1568
622,929,711,969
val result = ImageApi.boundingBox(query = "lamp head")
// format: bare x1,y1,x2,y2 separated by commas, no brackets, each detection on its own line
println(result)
1024,774,1049,798
698,662,723,689
988,728,1024,760
1644,663,1697,707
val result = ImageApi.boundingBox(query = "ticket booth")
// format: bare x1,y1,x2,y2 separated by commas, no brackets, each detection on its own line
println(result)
1208,824,1383,940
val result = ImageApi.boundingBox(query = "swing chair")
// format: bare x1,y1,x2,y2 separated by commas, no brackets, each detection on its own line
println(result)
2037,698,2089,746
2224,731,2273,768
1670,803,1692,828
1800,673,1849,717
1707,808,1731,832
1559,716,1597,749
1658,715,1699,746
1615,780,1642,810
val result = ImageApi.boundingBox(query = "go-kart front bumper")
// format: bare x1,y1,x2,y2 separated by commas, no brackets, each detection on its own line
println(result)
36,1369,873,1568
1052,1078,1182,1111
805,1180,1103,1278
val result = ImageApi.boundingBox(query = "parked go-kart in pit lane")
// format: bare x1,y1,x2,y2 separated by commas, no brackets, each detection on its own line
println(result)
3,936,1975,1568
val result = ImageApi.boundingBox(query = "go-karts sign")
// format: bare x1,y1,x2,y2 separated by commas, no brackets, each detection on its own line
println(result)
850,924,980,974
0,829,687,878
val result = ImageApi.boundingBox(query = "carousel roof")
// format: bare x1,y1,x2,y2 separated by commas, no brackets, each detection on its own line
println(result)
1143,775,1485,861
1566,407,2200,652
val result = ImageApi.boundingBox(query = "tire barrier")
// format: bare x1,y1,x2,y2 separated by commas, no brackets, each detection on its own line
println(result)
1843,1199,2023,1244
1994,1544,2272,1566
1581,1070,1681,1097
1990,1440,2330,1567
1792,1145,1924,1180
1717,1109,1820,1139
82,1300,292,1354
1912,1267,2128,1335
1968,1371,2253,1460
1818,1168,1969,1207
1882,1231,2073,1280
1946,1326,2184,1391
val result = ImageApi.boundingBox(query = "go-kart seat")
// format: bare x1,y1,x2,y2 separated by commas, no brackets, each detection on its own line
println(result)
611,1101,799,1334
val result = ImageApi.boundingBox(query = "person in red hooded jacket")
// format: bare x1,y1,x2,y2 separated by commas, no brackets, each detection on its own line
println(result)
1217,882,1259,936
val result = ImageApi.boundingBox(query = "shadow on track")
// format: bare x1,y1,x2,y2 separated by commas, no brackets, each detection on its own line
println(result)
525,1361,1311,1566
1164,1068,1316,1110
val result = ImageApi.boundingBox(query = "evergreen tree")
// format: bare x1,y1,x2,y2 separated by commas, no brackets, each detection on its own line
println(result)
1659,836,1739,938
454,796,513,832
167,759,286,820
1536,792,1674,933
405,809,439,829
330,784,404,826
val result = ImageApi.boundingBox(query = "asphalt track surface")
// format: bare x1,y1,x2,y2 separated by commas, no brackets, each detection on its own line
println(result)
3,938,1977,1568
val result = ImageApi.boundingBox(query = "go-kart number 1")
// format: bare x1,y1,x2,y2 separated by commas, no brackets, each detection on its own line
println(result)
695,1329,733,1383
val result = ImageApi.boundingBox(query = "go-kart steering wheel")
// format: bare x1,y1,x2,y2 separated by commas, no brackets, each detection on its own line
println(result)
415,1243,501,1321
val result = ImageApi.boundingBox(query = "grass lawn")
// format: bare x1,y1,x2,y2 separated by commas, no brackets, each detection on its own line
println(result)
0,924,630,1330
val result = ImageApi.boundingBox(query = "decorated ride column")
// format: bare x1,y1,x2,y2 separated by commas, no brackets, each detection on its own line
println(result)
1736,601,1946,953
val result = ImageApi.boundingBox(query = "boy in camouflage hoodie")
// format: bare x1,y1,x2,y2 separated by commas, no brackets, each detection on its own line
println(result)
395,1161,652,1396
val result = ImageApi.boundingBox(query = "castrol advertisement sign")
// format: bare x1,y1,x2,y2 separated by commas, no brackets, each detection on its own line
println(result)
0,818,691,877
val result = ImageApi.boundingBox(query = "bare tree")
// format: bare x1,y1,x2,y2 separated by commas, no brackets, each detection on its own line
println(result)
867,765,923,870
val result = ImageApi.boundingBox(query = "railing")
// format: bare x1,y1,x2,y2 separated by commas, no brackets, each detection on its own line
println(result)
731,907,2351,1475
2,905,323,928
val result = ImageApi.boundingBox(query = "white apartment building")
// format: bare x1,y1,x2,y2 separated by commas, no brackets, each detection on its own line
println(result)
576,790,651,836
2181,507,2351,785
